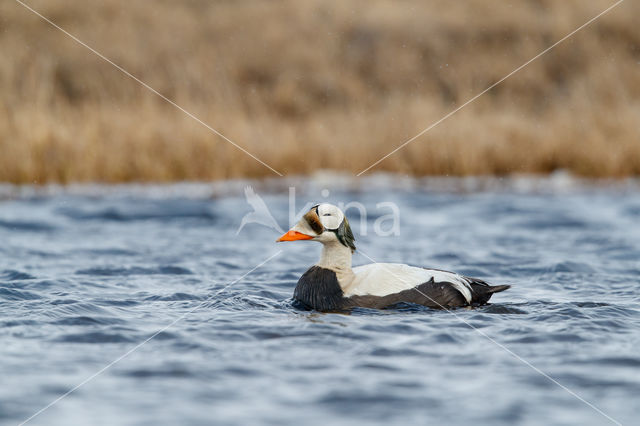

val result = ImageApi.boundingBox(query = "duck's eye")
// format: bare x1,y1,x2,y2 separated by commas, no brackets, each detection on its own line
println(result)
323,213,331,216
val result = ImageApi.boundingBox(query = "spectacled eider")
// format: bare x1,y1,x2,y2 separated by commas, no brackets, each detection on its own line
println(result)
277,203,510,312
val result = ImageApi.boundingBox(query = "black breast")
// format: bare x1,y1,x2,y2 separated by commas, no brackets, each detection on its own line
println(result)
293,266,352,312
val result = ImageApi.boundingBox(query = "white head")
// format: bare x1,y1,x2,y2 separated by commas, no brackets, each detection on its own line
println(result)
277,203,356,252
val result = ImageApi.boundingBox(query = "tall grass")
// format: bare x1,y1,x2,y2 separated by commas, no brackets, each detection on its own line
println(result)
1,0,639,183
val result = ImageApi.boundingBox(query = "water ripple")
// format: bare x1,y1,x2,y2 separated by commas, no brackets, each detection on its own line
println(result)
75,266,193,276
1,184,639,425
0,270,36,281
0,288,42,300
0,219,57,232
54,331,136,344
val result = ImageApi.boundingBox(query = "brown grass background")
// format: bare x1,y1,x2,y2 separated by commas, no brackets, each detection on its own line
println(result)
1,0,639,183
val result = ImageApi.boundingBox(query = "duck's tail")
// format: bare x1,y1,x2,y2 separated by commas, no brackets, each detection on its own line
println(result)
487,284,511,294
469,282,511,305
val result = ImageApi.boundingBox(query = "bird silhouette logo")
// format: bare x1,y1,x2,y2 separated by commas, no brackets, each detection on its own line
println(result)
236,186,285,235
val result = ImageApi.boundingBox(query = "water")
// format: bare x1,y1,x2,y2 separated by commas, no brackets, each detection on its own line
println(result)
1,177,639,426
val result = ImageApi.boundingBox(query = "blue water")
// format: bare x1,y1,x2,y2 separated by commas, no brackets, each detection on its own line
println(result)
1,178,639,426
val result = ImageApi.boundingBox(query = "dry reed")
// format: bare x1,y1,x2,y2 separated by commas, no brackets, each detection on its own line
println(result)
1,0,639,183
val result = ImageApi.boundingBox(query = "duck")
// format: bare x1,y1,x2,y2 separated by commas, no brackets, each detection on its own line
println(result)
277,203,510,312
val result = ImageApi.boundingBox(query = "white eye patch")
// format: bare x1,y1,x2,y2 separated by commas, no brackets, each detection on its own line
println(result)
316,203,344,230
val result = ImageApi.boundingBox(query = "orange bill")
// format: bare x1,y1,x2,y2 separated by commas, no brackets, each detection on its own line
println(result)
277,230,314,242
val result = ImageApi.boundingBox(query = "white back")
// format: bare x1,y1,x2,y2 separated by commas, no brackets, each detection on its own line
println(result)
346,263,472,303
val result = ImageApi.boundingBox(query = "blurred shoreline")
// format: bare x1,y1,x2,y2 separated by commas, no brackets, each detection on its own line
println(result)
2,0,639,183
2,171,640,200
